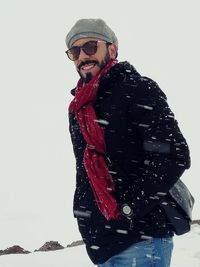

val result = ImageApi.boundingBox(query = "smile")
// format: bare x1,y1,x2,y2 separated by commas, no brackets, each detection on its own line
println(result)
81,63,96,71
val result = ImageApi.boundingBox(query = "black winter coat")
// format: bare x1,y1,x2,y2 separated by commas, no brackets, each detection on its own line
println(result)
69,61,191,264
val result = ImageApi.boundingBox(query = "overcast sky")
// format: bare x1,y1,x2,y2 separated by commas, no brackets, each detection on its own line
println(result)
0,0,199,250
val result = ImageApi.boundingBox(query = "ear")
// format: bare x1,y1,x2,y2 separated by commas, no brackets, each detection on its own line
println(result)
108,43,118,59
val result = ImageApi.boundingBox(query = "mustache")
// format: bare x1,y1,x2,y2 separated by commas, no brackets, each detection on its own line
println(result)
78,60,98,70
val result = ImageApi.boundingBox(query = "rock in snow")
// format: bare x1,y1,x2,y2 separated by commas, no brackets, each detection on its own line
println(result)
0,241,64,256
67,240,84,247
0,245,31,256
34,241,65,252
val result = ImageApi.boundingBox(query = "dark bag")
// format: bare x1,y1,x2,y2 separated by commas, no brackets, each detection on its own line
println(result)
161,179,195,235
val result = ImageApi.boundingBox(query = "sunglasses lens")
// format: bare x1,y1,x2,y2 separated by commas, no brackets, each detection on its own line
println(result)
67,46,80,61
82,41,98,55
66,41,99,61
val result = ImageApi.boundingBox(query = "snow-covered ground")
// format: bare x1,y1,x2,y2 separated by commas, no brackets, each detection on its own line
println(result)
0,224,199,267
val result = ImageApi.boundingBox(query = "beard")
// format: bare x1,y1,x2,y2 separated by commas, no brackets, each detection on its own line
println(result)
77,51,111,83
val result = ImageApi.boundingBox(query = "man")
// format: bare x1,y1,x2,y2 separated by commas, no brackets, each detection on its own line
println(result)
65,18,191,267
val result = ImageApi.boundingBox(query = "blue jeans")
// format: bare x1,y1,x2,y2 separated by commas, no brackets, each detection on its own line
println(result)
98,237,173,267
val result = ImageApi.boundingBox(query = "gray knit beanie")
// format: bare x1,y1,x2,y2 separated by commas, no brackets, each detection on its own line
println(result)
65,18,118,49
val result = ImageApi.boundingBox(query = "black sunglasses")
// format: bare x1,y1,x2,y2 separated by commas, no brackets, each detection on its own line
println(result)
65,40,110,61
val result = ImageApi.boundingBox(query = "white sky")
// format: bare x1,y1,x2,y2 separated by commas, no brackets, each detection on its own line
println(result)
0,0,199,250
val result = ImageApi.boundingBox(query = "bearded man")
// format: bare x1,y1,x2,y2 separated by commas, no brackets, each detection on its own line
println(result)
65,18,191,267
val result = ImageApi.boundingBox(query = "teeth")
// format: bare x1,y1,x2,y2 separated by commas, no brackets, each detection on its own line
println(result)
82,64,95,70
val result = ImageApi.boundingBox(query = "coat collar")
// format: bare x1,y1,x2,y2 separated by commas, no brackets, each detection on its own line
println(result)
70,61,140,96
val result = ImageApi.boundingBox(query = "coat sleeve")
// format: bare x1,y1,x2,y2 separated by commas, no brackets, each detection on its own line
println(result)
122,77,191,218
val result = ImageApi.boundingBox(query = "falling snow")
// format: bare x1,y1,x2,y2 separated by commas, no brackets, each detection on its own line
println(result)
94,119,109,125
137,104,154,110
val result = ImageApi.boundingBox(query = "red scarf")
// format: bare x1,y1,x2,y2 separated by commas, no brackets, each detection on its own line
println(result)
69,59,120,220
